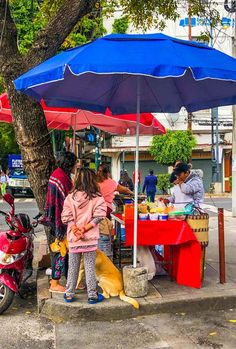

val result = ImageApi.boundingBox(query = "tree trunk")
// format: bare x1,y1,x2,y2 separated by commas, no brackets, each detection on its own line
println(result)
6,81,55,211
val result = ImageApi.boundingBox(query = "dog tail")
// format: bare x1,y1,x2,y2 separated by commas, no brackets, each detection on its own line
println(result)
119,291,139,309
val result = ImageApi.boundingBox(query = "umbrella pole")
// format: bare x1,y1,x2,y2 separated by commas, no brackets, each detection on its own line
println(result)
133,78,140,268
72,113,76,153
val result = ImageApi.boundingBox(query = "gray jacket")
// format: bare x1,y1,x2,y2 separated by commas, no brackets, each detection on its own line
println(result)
179,172,204,206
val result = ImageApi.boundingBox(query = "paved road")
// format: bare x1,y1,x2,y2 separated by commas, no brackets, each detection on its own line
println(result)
1,294,236,349
205,197,232,211
0,198,41,232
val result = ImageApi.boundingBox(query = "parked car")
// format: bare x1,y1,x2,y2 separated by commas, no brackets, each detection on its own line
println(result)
7,155,33,197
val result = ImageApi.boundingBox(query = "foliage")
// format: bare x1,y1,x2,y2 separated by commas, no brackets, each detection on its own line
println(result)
112,16,129,33
10,0,46,55
9,0,106,54
157,173,172,194
0,124,19,157
229,176,232,191
150,130,197,166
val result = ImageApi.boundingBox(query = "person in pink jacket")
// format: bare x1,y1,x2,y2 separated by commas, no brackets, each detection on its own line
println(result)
61,168,107,303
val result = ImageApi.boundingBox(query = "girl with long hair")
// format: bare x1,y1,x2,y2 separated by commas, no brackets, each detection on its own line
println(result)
61,168,107,303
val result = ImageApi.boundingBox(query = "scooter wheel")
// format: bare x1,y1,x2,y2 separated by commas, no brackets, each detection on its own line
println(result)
0,282,15,315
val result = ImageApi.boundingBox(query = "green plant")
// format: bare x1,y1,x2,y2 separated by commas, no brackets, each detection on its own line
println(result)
229,176,232,191
157,173,172,194
112,16,129,33
150,130,197,165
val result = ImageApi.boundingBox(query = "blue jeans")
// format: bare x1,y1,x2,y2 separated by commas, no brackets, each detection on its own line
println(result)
147,192,155,202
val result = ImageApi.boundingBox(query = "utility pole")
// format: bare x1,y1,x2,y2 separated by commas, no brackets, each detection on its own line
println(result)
187,1,193,131
232,12,236,215
224,1,236,215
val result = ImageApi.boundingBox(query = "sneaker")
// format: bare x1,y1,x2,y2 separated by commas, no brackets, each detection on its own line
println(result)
45,268,52,276
88,293,104,304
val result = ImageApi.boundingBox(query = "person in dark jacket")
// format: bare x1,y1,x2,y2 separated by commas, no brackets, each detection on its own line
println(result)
142,170,158,202
119,170,134,191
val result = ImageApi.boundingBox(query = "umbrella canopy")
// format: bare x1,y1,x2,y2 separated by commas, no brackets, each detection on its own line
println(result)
14,33,236,114
0,93,165,135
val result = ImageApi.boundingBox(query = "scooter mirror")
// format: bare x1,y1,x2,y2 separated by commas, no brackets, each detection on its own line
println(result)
3,193,15,207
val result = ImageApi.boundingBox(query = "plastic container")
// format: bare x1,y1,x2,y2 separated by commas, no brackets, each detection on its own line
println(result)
168,210,186,221
124,204,134,220
120,224,126,242
139,213,149,220
155,244,164,256
158,214,168,221
149,213,159,221
168,214,186,221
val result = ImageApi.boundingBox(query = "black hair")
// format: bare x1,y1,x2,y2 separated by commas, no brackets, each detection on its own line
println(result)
97,163,110,182
169,172,177,183
149,169,154,175
173,162,190,176
57,152,77,175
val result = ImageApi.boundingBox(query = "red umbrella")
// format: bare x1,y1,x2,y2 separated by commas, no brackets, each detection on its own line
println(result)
0,93,165,135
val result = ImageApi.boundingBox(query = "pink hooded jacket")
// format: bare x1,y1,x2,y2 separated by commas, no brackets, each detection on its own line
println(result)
61,191,107,252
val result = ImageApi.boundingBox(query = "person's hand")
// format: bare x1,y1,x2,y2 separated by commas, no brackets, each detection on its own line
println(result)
163,198,170,206
74,227,85,240
71,225,85,240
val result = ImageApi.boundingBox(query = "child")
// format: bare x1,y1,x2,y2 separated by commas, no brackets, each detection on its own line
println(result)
61,168,107,303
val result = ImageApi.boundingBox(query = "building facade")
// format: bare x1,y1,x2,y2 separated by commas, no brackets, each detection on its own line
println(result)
85,4,235,192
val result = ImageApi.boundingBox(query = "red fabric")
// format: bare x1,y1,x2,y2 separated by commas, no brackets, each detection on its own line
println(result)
0,93,165,135
124,219,201,288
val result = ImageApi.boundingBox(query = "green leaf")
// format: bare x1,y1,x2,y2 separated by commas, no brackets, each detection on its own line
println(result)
150,130,197,166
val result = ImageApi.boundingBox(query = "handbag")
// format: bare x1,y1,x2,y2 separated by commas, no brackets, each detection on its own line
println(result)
186,207,209,282
186,207,209,246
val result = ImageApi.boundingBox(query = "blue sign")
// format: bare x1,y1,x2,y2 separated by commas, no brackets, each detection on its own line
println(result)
179,16,234,28
8,154,23,168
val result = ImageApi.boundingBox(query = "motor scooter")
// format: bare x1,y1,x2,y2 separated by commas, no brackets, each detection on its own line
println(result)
0,193,40,314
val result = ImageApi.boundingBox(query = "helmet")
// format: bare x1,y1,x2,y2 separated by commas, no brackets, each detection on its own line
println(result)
13,213,31,233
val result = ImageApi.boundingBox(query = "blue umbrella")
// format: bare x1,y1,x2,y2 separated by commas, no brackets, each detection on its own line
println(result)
14,33,236,113
14,33,236,268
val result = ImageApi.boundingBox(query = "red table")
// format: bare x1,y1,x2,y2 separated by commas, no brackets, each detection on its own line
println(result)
113,215,201,288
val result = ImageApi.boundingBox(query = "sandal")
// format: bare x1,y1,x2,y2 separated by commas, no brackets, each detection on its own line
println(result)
88,293,104,304
64,293,75,303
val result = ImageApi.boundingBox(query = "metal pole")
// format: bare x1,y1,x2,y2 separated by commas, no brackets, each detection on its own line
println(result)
211,108,216,182
95,128,101,171
232,12,236,215
187,1,192,131
218,208,226,283
51,130,56,156
133,77,140,268
210,26,219,183
122,151,125,171
72,114,76,154
215,108,220,182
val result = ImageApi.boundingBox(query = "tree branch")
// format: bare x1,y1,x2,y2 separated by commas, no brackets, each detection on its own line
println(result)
0,1,24,78
26,0,97,69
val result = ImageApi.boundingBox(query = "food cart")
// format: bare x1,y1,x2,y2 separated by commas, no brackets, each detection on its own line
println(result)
111,200,209,289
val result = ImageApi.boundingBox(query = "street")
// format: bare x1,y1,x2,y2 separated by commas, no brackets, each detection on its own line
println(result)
0,197,235,349
2,293,236,349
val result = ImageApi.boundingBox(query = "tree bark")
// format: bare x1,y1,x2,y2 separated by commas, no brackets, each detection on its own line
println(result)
0,0,97,210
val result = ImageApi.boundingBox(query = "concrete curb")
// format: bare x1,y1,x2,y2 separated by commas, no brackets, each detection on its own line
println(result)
37,269,51,313
40,288,236,323
37,269,236,323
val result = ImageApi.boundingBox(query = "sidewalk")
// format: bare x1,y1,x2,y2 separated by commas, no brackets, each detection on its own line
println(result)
36,215,236,323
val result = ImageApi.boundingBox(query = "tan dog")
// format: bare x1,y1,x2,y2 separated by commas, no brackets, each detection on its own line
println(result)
77,249,139,309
